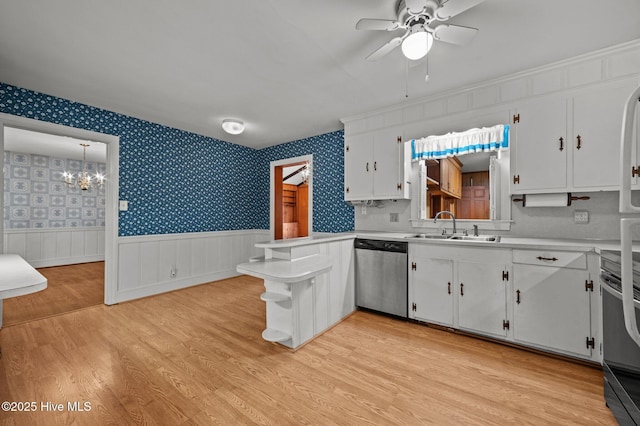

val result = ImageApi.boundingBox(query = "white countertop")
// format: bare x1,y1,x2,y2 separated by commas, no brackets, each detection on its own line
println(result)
254,233,355,249
252,230,639,254
237,254,332,283
354,231,640,253
0,254,47,299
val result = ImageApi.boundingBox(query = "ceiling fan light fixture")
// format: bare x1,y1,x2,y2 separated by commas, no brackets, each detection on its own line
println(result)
401,30,433,60
222,119,245,135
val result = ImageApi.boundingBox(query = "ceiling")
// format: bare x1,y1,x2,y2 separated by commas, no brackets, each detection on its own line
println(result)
1,0,639,149
4,127,107,162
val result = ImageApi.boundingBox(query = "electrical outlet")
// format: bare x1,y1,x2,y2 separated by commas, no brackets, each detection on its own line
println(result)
361,206,367,215
574,211,589,224
119,200,129,211
390,213,399,223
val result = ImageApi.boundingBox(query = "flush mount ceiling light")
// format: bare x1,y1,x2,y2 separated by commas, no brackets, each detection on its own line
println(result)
222,119,245,135
401,25,434,60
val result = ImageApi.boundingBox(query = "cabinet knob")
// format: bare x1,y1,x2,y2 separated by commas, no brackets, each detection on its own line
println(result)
366,162,369,172
633,166,639,178
460,283,464,296
576,134,582,150
559,137,564,152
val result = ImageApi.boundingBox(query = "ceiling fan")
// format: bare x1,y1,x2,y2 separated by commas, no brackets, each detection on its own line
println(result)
356,0,484,61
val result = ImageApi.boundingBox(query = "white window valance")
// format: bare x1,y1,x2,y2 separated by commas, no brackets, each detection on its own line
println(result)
411,124,510,161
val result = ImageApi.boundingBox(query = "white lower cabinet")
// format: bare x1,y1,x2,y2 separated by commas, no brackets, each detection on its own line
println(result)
458,260,510,339
409,244,599,362
512,265,591,357
512,249,596,359
409,244,511,338
410,255,454,327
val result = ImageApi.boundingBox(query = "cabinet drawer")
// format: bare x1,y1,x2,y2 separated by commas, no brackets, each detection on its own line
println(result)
512,249,587,269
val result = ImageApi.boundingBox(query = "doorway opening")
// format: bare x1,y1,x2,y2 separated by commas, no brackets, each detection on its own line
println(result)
0,113,119,309
270,155,312,240
2,127,108,325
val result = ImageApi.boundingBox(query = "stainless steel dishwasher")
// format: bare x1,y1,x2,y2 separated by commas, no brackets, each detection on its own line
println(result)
354,239,408,318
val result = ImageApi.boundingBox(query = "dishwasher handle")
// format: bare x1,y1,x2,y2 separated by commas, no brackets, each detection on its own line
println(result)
354,239,408,253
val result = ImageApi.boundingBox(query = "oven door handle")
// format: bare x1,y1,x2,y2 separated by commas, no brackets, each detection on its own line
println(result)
621,218,640,349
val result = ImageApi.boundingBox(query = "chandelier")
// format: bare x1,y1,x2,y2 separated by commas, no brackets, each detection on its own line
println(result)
62,143,105,191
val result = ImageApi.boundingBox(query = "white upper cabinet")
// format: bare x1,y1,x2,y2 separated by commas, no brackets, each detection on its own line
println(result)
511,97,568,193
572,80,640,190
630,92,640,189
511,78,640,194
344,125,409,200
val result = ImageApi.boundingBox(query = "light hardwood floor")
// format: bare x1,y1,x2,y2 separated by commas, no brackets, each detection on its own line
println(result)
0,275,616,425
2,262,104,327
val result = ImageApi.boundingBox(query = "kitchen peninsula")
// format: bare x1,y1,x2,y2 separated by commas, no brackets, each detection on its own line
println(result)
236,234,355,349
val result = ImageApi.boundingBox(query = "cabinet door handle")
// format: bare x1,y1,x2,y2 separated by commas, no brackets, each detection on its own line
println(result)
576,134,582,150
447,282,451,295
536,256,558,262
516,289,521,304
374,161,377,171
366,162,369,172
559,137,564,151
460,283,464,296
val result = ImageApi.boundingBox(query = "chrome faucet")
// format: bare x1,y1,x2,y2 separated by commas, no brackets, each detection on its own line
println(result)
434,211,457,235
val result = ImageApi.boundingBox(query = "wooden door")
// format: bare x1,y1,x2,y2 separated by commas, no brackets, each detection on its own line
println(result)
297,183,309,237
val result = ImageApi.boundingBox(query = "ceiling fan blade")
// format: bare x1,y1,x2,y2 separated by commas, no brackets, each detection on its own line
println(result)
365,37,403,61
435,0,484,20
405,0,427,14
432,24,478,45
356,18,401,31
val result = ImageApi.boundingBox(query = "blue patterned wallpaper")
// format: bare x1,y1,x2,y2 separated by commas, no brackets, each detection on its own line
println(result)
0,83,354,235
3,151,106,228
259,131,354,232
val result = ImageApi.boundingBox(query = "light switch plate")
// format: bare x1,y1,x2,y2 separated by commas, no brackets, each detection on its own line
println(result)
574,210,589,224
119,200,129,211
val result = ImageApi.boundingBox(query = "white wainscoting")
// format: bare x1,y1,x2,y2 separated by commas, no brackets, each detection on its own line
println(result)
115,229,269,303
315,238,356,329
3,227,105,268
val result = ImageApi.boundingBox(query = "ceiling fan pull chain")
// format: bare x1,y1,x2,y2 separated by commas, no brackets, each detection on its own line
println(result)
425,52,430,83
405,58,409,98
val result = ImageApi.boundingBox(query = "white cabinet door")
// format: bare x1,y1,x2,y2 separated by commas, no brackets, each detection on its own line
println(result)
372,126,404,199
511,97,568,193
572,80,640,190
458,261,509,338
409,255,454,326
630,89,640,189
344,133,373,200
344,126,405,200
513,264,592,357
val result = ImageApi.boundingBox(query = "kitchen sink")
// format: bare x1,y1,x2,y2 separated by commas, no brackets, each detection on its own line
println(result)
449,235,501,242
406,233,453,240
